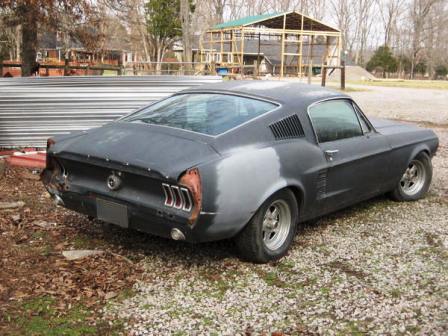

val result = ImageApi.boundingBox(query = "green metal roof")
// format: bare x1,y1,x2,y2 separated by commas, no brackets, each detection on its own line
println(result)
213,12,281,29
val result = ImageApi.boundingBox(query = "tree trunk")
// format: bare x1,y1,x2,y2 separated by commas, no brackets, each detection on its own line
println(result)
20,8,38,77
180,0,192,73
15,25,22,60
156,45,162,75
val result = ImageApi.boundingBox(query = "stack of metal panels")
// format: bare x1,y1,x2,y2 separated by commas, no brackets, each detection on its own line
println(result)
0,76,222,148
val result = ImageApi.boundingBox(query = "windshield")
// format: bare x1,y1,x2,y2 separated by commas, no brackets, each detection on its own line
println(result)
122,93,278,136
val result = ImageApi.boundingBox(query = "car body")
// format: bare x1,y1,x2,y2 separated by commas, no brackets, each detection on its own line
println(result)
42,81,439,262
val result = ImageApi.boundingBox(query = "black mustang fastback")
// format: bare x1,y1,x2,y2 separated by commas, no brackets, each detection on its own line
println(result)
42,81,439,263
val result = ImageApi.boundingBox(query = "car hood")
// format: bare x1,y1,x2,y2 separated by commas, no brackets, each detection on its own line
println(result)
50,122,220,179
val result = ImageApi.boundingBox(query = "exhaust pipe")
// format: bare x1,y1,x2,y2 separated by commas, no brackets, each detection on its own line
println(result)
171,228,185,241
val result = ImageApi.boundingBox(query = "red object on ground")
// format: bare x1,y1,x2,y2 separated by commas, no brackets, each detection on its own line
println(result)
4,151,46,169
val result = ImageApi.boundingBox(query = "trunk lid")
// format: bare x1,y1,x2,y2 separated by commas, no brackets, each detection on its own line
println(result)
51,122,219,179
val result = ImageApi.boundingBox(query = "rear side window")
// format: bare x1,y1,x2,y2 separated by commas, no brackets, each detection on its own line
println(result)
123,93,278,136
308,100,363,143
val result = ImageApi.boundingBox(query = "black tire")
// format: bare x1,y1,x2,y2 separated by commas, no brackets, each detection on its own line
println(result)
234,189,298,263
390,152,432,201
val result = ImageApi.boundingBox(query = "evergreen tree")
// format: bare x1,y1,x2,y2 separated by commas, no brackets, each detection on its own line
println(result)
366,46,398,78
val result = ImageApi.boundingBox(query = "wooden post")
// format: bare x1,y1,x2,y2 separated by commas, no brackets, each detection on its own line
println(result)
298,14,304,77
321,62,327,87
324,36,330,66
220,31,224,65
341,60,346,90
307,35,314,84
230,30,234,73
308,60,313,84
256,32,261,76
199,33,203,64
337,34,342,67
118,52,124,75
280,14,286,78
63,57,69,76
240,29,245,76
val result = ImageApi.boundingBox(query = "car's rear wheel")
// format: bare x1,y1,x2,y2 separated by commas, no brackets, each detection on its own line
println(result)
234,189,298,263
390,152,432,201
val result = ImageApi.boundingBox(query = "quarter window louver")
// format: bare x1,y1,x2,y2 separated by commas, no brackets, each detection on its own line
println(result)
269,114,305,139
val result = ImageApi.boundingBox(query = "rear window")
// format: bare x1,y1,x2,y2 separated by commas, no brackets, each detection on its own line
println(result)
122,93,278,136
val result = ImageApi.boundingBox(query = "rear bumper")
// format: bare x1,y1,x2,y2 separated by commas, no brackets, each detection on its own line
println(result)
56,191,237,243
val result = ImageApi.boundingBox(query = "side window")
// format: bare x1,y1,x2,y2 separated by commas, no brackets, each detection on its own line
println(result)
309,100,363,143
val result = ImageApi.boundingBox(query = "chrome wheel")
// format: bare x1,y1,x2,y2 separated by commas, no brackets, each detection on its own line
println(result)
262,199,291,251
399,160,426,196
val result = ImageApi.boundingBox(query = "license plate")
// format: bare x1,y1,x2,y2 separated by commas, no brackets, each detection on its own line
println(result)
96,198,128,228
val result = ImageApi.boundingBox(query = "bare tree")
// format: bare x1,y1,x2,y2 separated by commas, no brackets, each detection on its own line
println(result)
104,0,152,62
409,0,441,78
376,0,404,47
307,0,328,20
329,0,354,53
352,0,376,64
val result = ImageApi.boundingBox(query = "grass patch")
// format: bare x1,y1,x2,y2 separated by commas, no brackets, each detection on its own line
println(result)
6,296,95,336
109,287,137,304
72,234,95,249
3,296,126,336
256,269,289,288
349,79,448,90
343,321,365,335
2,295,129,336
326,260,367,281
390,288,402,299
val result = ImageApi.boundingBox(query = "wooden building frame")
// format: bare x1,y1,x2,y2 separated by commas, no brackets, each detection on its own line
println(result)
199,11,342,77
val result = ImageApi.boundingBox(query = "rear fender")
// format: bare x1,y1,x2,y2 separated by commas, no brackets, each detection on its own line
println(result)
198,145,306,235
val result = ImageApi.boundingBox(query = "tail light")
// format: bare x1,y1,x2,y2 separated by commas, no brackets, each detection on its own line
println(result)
162,168,202,225
162,184,192,212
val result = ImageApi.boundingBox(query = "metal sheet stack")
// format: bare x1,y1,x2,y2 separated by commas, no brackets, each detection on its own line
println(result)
0,76,222,148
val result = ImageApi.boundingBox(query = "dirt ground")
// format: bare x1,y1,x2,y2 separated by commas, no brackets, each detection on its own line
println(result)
0,85,447,335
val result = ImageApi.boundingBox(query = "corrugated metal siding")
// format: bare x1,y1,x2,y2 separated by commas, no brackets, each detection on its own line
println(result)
0,76,222,148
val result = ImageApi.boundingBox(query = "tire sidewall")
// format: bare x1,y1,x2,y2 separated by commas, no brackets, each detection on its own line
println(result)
255,189,298,261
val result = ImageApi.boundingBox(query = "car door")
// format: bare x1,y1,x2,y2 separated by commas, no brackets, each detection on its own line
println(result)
308,98,392,212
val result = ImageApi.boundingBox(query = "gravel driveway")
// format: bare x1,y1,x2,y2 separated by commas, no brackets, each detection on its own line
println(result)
104,88,448,335
349,85,448,125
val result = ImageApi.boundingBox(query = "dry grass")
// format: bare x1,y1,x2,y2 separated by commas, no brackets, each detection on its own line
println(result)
349,79,448,90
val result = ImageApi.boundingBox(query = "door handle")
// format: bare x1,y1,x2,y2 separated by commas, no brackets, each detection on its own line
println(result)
324,149,339,161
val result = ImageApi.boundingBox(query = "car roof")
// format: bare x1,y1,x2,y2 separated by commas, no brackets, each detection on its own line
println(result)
180,80,349,107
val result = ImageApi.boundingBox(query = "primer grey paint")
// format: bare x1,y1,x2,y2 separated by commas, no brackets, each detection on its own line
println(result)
43,81,439,243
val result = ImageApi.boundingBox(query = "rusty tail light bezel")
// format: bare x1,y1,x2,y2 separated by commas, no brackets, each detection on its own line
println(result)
161,168,202,225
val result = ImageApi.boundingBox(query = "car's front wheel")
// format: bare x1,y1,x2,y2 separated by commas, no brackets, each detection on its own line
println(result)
390,152,432,201
234,189,298,263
